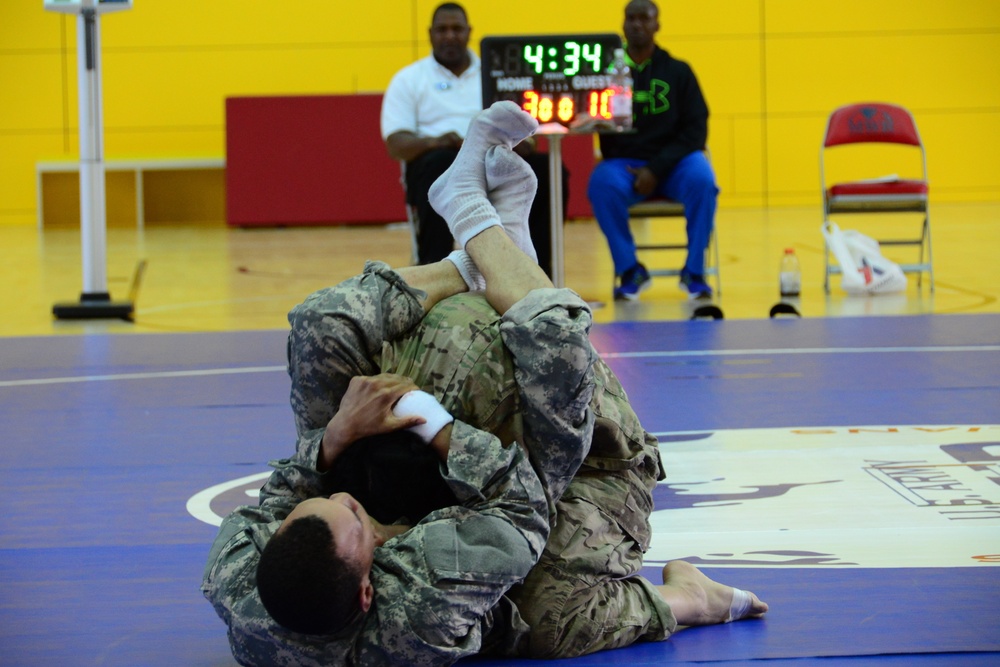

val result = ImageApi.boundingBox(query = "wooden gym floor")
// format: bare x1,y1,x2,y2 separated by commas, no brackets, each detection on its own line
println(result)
3,201,998,336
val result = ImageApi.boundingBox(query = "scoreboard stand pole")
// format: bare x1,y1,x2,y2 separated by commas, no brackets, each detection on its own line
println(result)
547,135,566,288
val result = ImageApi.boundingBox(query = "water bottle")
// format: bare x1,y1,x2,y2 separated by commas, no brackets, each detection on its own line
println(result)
608,48,633,131
779,248,802,297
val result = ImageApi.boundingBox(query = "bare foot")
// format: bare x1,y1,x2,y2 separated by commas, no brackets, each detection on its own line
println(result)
655,560,768,627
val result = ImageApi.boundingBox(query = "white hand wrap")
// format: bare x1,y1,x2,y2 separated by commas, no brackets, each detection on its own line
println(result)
725,588,753,623
392,390,454,443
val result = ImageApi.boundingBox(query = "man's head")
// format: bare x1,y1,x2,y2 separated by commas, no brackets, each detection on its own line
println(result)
256,493,377,635
624,0,660,51
429,2,471,73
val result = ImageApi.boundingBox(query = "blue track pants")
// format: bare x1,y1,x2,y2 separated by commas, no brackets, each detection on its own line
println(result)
586,151,718,276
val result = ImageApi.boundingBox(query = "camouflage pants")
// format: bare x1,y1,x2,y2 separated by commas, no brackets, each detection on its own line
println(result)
501,360,676,658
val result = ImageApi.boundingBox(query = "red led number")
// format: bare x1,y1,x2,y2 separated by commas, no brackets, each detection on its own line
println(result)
522,91,540,119
522,92,576,124
588,89,616,120
557,96,574,122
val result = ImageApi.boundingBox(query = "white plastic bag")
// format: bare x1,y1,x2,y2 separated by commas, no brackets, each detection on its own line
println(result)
821,222,907,295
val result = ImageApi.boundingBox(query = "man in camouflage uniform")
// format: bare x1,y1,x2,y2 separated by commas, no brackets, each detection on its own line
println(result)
202,102,766,666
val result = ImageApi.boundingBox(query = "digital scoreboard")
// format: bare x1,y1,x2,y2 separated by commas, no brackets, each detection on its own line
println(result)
481,33,625,131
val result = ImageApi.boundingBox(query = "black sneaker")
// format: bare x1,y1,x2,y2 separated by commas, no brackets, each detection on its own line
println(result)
614,263,652,301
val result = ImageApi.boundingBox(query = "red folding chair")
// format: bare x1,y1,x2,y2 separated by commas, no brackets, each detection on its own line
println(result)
820,102,933,293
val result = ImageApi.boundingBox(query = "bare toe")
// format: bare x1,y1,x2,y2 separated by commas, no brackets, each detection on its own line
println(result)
659,560,768,626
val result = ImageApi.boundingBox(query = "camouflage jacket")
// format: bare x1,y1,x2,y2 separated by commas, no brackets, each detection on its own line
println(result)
203,270,597,666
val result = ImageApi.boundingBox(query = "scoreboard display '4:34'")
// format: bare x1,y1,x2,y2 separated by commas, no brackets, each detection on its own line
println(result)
481,33,627,130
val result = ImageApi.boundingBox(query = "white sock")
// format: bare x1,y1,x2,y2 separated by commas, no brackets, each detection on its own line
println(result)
444,250,485,291
428,101,539,248
392,390,454,443
725,588,753,623
485,145,538,262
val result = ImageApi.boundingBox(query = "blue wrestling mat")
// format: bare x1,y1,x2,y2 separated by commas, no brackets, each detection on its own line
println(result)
1,314,998,666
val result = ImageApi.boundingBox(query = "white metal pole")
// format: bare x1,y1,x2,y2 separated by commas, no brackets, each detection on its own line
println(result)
48,0,133,320
548,135,565,288
77,7,108,297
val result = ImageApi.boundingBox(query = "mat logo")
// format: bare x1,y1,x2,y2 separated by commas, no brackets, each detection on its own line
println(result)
187,471,271,527
188,425,1000,568
645,425,1000,568
865,441,1000,521
654,479,841,510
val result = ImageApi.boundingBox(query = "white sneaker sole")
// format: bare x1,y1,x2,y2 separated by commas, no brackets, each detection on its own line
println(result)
615,279,652,301
679,281,712,301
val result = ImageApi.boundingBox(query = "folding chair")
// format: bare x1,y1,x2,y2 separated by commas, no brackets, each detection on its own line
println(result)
820,102,933,293
627,197,722,295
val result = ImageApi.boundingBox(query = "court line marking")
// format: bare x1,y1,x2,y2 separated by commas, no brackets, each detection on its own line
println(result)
0,365,285,388
1,345,997,388
600,345,1000,359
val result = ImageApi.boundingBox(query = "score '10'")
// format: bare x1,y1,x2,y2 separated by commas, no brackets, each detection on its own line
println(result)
522,89,622,123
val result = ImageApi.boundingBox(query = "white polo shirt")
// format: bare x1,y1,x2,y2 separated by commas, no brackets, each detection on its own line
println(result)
380,52,483,140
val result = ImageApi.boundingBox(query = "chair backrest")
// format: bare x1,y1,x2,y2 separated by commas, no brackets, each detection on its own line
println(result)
823,103,922,148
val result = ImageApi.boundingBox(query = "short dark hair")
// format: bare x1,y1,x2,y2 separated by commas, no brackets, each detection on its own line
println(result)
627,0,659,16
256,514,362,635
433,2,467,22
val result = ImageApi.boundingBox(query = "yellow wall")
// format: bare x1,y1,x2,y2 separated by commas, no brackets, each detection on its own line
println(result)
3,0,998,226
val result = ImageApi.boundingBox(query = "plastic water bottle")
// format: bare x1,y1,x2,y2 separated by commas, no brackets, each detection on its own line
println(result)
608,48,633,131
779,248,802,297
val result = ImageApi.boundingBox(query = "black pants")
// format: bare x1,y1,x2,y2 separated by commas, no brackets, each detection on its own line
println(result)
405,148,570,278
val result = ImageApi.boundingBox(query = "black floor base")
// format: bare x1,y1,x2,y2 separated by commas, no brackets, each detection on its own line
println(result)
769,301,802,318
53,294,134,321
690,303,724,320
